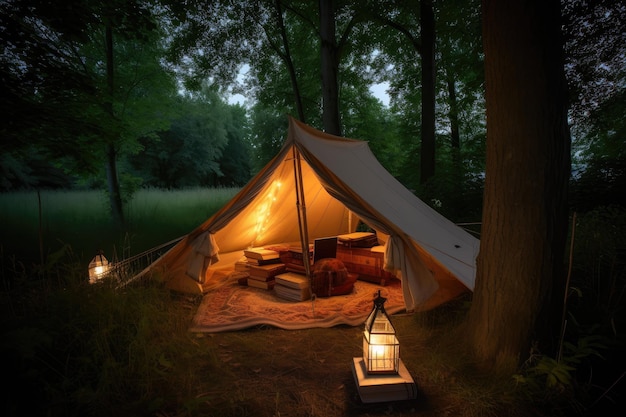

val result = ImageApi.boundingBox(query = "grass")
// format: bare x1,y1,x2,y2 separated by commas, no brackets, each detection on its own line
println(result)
0,188,239,266
3,272,525,417
1,190,624,416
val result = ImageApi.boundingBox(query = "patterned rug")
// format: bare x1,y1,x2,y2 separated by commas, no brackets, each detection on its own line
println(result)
190,276,406,333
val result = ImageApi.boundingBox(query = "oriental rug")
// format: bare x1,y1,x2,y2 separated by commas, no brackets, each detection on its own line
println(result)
190,276,406,333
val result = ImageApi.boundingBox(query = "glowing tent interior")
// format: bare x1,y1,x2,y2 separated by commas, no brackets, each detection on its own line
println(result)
134,116,479,311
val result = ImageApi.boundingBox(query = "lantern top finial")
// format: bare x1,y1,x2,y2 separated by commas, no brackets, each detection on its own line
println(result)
373,290,387,308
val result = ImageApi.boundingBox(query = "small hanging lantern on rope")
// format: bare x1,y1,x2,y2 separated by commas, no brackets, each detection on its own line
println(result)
88,250,110,283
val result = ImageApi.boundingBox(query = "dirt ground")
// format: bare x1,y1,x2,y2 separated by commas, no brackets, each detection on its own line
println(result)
182,295,519,417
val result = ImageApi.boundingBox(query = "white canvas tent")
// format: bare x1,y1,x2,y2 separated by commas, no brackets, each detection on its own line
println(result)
138,116,479,311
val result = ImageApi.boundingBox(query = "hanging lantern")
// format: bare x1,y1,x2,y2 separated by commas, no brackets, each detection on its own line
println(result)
363,290,400,374
88,250,110,283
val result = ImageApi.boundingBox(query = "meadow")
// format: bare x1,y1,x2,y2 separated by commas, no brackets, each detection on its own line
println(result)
0,188,239,268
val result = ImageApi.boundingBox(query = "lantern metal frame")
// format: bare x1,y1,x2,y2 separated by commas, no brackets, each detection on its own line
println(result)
88,250,110,283
351,289,417,403
362,290,400,374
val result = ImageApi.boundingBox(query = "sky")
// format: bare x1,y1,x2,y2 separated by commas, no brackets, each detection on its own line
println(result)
227,79,391,108
370,82,391,107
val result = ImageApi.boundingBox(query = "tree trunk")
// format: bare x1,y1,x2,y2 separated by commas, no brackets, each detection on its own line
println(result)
105,143,124,226
420,0,436,184
274,0,306,123
319,0,342,135
446,69,463,212
105,20,124,226
465,0,571,373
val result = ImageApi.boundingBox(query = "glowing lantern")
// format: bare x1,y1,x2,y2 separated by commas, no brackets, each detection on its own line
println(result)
363,290,400,374
351,290,417,403
88,251,110,283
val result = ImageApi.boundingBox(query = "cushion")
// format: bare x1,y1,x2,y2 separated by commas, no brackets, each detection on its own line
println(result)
311,258,357,297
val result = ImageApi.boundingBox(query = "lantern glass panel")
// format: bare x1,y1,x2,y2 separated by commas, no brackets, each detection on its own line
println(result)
363,332,400,374
362,292,400,374
88,253,110,283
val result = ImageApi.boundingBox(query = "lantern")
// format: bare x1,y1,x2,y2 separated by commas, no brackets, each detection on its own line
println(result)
351,290,417,403
88,250,110,283
363,290,400,374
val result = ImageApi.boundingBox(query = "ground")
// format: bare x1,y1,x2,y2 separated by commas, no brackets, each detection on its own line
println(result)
179,295,541,417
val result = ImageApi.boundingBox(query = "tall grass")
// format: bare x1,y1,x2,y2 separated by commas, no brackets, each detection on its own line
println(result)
0,188,239,266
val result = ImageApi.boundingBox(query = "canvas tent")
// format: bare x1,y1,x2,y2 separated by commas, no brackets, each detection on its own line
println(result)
137,116,479,311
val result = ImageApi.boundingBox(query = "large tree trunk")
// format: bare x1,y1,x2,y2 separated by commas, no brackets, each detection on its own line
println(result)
319,0,342,136
420,0,436,184
465,0,571,373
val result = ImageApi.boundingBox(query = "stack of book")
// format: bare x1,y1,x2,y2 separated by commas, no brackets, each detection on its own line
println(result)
351,357,418,403
243,248,282,264
234,257,250,273
274,272,311,301
243,248,285,290
283,244,314,274
247,263,286,290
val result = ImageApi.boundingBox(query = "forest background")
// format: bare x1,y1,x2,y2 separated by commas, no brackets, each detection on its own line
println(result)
1,0,624,223
1,1,625,416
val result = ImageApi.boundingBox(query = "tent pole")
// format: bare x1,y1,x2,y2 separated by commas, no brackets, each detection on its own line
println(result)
292,146,312,278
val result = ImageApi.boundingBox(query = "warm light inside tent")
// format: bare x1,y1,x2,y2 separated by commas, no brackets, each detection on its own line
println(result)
362,290,400,374
252,180,282,244
88,251,110,283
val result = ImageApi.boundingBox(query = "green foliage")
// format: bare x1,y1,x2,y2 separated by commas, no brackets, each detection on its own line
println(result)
248,106,291,172
126,86,253,189
1,0,176,187
509,206,626,413
515,326,607,391
569,206,626,332
217,105,253,186
510,325,610,417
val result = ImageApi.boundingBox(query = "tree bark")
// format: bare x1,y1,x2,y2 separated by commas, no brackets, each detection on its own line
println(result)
105,20,124,226
420,0,436,184
465,0,571,373
319,0,342,135
274,0,306,123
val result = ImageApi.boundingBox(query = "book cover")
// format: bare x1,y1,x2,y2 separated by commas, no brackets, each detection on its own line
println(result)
243,248,280,261
287,245,313,261
337,232,379,248
275,284,311,301
351,357,417,403
229,271,249,280
235,258,250,272
248,273,277,282
288,244,314,253
275,272,309,289
248,263,286,278
247,279,275,290
246,257,282,266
